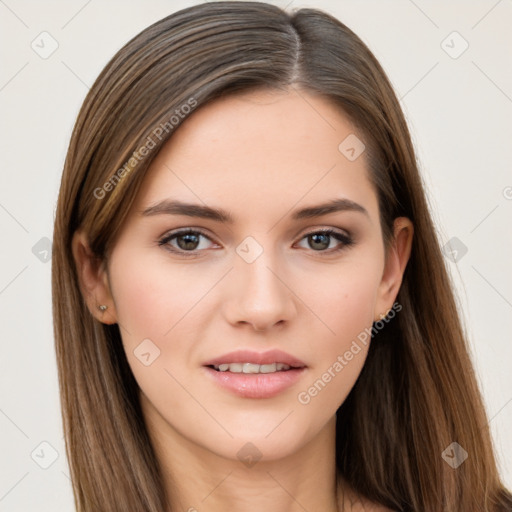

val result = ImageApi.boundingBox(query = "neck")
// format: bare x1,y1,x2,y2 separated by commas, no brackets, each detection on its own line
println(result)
141,396,345,512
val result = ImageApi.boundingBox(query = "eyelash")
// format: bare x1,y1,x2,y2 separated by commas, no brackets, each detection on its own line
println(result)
157,228,354,257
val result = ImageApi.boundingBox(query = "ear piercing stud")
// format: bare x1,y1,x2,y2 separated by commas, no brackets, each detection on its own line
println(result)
376,308,392,322
98,305,108,312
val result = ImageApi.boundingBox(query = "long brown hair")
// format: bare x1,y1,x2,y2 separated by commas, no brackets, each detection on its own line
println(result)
52,2,512,510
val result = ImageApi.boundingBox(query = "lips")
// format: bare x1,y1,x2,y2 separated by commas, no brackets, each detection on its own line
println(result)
202,349,308,398
203,349,307,369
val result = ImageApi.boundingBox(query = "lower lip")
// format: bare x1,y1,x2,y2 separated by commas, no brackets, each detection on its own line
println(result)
202,366,306,399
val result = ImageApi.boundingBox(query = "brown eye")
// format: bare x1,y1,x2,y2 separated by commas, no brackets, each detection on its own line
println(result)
297,229,354,253
158,229,215,254
175,232,201,251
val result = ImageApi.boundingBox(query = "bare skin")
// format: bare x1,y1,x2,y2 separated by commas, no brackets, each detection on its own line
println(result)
73,87,411,512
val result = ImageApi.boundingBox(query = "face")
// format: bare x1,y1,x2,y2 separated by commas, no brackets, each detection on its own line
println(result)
80,88,411,462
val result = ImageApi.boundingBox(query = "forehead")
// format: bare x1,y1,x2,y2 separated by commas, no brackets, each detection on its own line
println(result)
134,88,379,224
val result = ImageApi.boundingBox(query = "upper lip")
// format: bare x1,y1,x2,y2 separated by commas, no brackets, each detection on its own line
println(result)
203,349,307,368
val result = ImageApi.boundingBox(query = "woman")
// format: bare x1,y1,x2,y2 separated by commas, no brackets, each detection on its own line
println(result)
52,2,512,511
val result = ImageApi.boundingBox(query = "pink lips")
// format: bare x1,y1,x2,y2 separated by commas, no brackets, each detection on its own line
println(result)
202,349,307,399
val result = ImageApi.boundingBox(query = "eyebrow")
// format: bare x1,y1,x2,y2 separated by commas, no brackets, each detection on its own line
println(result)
141,197,369,223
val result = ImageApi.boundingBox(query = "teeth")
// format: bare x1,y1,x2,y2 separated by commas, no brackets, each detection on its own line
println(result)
243,363,260,373
213,362,293,373
228,363,243,373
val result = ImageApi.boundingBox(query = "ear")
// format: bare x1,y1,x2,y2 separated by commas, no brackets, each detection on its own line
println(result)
71,230,118,325
374,217,414,321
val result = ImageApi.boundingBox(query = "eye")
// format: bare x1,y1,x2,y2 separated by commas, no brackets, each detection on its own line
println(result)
295,229,354,253
158,229,216,255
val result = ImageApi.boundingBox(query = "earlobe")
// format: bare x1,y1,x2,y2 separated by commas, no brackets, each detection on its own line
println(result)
71,230,118,325
373,217,414,322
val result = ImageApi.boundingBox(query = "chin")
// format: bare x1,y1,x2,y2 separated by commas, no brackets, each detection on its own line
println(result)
210,418,319,463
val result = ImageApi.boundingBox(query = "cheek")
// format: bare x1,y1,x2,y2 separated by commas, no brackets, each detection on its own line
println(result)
109,253,212,343
108,254,211,423
108,252,223,400
297,254,382,343
293,255,382,405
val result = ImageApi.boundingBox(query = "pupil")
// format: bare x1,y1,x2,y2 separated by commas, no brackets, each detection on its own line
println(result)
178,233,199,250
310,233,329,250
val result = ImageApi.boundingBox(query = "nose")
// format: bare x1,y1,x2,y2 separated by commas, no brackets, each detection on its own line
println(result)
223,249,297,333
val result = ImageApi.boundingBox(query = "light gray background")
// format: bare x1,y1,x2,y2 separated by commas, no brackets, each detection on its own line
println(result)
1,0,511,510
